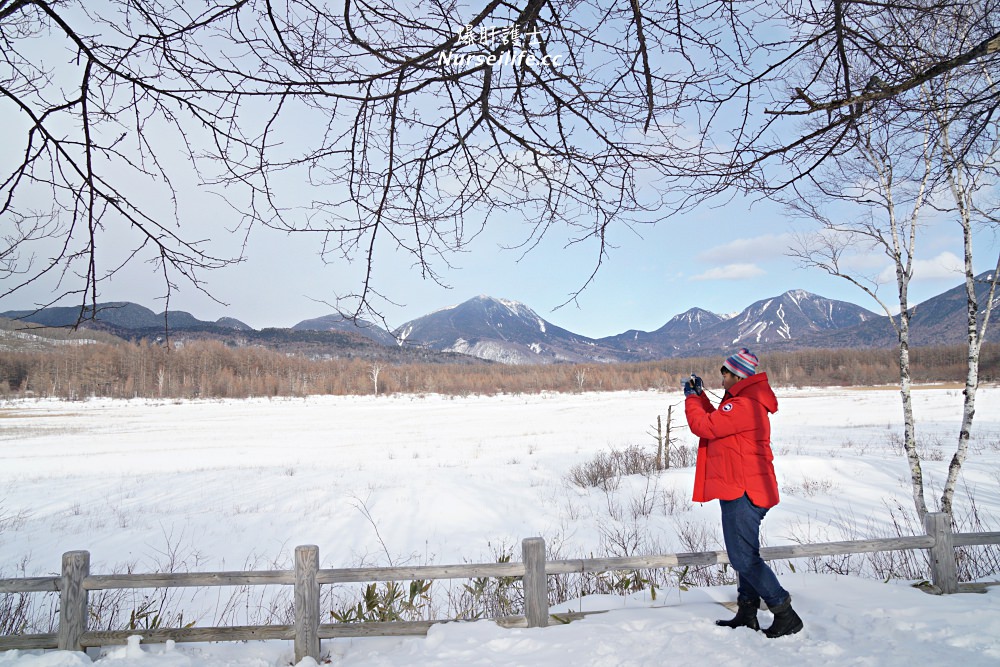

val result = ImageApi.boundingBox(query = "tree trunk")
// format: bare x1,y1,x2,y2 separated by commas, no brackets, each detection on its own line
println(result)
655,413,664,471
897,284,927,521
940,196,1000,516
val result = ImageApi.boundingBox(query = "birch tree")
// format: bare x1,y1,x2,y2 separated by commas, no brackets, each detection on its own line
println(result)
369,361,383,396
930,74,1000,517
792,3,1000,521
789,114,935,520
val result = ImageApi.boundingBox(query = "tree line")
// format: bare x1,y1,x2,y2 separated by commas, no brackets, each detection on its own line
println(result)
1,339,996,401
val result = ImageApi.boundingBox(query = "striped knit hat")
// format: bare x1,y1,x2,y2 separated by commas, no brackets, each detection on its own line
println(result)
722,348,759,379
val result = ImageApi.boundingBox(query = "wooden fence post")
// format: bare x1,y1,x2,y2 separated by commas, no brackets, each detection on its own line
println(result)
57,550,90,652
924,512,958,594
522,537,548,628
294,545,321,662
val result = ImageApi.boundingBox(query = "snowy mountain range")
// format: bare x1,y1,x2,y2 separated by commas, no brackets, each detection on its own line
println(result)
600,290,876,359
3,276,996,364
390,290,878,363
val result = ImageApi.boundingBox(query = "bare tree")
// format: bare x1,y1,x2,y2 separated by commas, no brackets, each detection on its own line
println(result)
929,67,1000,517
791,5,1000,521
789,110,935,520
2,1,998,324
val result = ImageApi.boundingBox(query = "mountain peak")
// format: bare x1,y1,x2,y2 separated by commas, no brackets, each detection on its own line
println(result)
668,307,722,323
783,289,816,303
291,312,396,346
394,295,629,364
471,295,533,315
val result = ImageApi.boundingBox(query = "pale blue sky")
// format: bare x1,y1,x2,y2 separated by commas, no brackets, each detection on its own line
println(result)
4,117,992,339
13,188,982,340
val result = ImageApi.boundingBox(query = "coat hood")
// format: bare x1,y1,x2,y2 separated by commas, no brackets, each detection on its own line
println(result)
728,372,778,414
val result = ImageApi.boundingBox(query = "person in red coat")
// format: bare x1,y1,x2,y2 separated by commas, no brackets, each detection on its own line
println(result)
684,348,803,638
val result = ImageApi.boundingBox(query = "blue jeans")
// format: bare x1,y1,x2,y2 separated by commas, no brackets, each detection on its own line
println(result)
720,493,789,609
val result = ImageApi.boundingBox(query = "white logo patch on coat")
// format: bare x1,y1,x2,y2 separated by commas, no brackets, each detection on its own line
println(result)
722,403,734,412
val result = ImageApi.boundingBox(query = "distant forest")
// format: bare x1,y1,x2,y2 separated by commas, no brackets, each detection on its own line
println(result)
1,337,997,400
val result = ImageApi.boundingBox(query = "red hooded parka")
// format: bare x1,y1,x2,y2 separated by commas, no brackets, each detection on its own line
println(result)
685,372,780,508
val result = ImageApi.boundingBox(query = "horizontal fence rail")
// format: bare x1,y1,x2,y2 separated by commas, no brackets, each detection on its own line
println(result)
1,513,998,662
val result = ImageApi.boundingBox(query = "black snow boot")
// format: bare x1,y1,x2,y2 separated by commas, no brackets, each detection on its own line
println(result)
764,598,803,638
715,599,760,631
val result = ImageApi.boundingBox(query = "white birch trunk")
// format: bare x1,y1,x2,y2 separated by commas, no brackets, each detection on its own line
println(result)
943,251,977,518
897,308,927,521
885,138,928,522
939,154,1000,516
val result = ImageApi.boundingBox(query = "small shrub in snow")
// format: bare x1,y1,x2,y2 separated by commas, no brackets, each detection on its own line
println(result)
565,444,659,491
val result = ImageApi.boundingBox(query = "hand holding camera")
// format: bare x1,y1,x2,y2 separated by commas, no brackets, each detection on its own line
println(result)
683,373,703,397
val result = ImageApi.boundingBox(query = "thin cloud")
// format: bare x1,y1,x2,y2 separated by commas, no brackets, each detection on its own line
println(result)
696,233,795,263
692,263,766,281
877,251,964,284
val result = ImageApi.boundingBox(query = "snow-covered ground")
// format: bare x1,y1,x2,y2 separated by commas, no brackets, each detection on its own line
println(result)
1,385,998,666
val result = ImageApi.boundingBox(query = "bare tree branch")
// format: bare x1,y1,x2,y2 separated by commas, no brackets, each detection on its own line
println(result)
1,1,997,325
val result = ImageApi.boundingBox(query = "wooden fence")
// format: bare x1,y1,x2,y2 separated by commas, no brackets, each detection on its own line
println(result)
2,512,998,662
